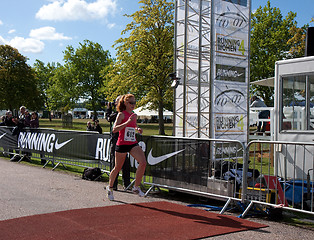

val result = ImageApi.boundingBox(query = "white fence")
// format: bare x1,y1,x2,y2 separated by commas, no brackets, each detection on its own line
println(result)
250,106,314,139
249,107,274,141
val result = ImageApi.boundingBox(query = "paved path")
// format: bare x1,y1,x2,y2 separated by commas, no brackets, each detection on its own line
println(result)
0,157,313,239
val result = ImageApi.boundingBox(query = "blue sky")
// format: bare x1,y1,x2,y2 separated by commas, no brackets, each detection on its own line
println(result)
0,0,313,66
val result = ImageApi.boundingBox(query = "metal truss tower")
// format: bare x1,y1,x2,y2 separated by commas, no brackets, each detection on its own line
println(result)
174,0,251,143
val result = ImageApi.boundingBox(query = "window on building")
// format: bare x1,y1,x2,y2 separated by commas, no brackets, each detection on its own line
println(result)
281,74,314,131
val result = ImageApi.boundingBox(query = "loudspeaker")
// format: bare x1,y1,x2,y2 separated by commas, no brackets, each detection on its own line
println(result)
305,27,314,56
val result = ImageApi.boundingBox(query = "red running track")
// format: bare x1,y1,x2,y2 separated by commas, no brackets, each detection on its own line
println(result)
0,201,267,240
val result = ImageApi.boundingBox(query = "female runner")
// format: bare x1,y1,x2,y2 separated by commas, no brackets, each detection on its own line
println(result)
106,94,146,200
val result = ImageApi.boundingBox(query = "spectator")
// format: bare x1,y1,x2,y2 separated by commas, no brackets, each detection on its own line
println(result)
9,108,26,161
11,106,27,135
86,121,94,131
93,119,102,134
250,96,269,132
1,111,16,126
30,112,39,128
17,106,27,129
1,111,16,157
17,106,31,161
105,102,114,123
24,110,31,127
250,96,267,107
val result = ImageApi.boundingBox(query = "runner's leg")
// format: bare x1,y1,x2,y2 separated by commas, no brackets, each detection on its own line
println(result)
130,145,146,187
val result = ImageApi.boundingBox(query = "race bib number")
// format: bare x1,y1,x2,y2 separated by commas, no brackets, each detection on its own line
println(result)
124,127,136,142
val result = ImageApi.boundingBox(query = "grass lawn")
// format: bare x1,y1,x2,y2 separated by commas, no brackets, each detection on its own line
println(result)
39,118,174,136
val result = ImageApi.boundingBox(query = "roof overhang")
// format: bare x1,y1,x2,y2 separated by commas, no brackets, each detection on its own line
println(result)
250,77,274,87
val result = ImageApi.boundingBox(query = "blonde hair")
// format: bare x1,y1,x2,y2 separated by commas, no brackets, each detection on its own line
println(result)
117,94,134,112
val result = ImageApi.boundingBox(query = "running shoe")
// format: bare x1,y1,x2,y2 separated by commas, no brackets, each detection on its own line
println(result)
106,186,114,201
132,186,145,197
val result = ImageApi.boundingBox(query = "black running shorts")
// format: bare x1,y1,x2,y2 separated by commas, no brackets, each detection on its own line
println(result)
115,143,139,153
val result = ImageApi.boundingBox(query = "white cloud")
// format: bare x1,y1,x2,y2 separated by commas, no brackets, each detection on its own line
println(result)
0,26,70,55
107,23,115,29
0,20,3,25
36,0,117,21
30,26,72,40
9,37,45,54
8,29,16,34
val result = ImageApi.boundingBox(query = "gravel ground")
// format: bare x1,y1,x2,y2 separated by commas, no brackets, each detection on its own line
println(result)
1,157,314,239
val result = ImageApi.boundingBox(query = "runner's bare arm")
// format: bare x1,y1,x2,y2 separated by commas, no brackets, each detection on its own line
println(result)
112,112,137,133
112,112,124,133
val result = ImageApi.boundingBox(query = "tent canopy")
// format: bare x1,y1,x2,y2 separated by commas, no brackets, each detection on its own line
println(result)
251,77,314,91
134,104,173,117
250,77,274,87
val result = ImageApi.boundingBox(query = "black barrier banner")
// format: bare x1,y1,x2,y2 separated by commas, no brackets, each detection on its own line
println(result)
144,136,210,186
1,127,211,173
1,126,242,166
0,127,17,152
0,127,111,162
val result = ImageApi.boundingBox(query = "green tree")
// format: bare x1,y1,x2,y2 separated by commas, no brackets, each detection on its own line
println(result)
104,0,174,135
47,63,78,112
63,40,112,117
287,25,308,58
288,17,314,57
250,1,297,106
33,60,57,113
0,45,42,111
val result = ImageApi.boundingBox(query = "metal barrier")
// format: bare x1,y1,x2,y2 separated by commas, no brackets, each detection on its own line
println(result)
245,140,314,216
0,127,246,207
1,126,314,216
140,136,246,208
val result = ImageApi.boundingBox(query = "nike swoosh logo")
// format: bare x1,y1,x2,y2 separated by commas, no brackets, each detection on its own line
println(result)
0,133,6,139
55,138,73,150
147,148,185,165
